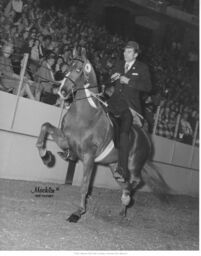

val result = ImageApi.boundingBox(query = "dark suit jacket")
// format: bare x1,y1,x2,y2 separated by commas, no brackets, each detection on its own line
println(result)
110,60,152,115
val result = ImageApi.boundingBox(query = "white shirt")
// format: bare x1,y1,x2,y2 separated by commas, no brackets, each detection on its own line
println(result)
125,60,135,73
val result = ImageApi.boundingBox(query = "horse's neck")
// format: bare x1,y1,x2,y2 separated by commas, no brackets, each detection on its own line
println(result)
70,83,101,122
70,66,101,119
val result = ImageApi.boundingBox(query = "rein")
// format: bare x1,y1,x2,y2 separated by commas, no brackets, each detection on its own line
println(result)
83,83,108,107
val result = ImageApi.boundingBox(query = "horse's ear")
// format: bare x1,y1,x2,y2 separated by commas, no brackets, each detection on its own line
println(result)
81,47,87,62
72,47,78,58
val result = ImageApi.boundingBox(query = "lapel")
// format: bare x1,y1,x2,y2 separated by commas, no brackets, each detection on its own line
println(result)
123,60,138,75
129,60,138,73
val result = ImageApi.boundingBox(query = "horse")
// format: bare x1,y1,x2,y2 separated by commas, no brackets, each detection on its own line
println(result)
36,48,170,223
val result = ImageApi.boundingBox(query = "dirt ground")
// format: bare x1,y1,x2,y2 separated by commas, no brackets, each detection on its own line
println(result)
0,178,199,251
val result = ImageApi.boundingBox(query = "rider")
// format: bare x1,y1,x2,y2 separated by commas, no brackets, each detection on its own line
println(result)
102,41,152,182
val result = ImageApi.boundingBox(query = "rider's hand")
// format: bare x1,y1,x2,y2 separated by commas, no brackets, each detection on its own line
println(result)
120,75,130,84
111,72,120,82
105,86,114,97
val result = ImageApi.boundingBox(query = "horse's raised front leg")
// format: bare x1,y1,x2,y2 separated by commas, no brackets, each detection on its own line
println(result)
67,153,94,223
36,122,68,167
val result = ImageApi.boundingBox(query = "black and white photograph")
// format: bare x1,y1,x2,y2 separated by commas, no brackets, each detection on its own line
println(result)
0,0,199,254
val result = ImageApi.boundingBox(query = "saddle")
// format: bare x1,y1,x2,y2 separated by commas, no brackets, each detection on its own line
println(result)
106,109,144,149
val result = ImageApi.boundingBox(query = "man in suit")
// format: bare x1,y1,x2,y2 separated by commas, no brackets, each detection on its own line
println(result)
103,41,152,182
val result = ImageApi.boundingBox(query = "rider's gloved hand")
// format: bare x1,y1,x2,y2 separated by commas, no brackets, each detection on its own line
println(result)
119,75,130,84
111,72,120,83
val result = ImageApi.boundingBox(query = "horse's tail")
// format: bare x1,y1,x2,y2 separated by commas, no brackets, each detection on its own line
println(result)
142,161,171,202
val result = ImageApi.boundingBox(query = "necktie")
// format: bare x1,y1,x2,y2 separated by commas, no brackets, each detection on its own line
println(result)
125,63,129,73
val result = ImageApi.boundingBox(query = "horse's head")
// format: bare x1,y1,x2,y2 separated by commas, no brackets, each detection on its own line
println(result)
58,48,97,101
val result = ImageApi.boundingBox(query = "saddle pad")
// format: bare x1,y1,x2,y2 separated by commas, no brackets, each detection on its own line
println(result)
95,140,114,162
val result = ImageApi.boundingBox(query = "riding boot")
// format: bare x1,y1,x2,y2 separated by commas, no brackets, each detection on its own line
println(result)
114,132,130,182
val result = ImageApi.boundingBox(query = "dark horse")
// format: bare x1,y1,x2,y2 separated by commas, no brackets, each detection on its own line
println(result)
36,48,169,222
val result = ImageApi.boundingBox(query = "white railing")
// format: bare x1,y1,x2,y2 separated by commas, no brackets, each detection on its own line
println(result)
6,53,66,131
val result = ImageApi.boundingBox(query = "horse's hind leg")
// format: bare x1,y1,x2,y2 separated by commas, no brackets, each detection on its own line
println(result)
128,154,147,191
109,163,132,216
128,128,151,191
36,122,68,166
129,145,150,193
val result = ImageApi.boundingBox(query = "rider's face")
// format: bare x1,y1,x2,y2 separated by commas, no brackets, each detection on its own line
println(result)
123,48,137,63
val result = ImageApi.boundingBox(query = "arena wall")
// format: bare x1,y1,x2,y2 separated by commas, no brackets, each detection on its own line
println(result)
0,92,199,196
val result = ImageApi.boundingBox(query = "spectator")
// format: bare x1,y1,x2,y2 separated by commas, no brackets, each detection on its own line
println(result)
0,0,198,142
30,39,43,62
0,41,34,99
34,52,57,104
189,109,199,132
53,56,64,73
41,35,52,58
178,112,193,144
55,62,69,81
4,0,23,23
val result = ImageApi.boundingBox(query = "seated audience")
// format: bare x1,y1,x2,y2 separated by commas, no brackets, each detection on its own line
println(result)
178,112,193,145
0,41,34,99
0,0,198,144
34,52,57,104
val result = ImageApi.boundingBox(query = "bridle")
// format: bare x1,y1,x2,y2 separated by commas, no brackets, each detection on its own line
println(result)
66,58,86,88
58,57,108,108
58,58,85,99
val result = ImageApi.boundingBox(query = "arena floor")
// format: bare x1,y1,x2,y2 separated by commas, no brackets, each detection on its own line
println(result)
0,179,199,251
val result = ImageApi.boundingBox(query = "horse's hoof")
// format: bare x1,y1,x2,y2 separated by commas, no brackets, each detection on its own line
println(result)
67,213,81,223
121,194,131,206
41,151,55,167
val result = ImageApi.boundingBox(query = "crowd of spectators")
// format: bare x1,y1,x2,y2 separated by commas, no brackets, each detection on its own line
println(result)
0,0,199,146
